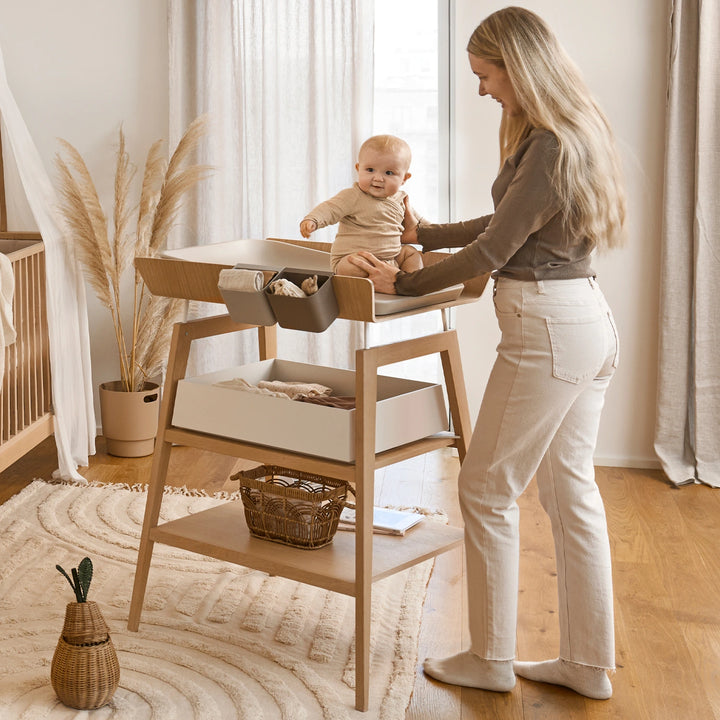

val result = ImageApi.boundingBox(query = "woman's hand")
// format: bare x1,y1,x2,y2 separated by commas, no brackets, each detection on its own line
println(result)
401,195,418,244
348,251,400,294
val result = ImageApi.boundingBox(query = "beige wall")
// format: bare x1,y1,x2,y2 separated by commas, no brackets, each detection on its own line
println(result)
1,1,665,467
452,1,667,467
0,0,168,410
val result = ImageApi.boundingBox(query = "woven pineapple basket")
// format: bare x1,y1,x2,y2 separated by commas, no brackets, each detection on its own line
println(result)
232,464,351,549
51,601,120,710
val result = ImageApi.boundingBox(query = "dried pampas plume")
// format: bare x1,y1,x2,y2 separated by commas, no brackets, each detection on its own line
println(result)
55,115,212,391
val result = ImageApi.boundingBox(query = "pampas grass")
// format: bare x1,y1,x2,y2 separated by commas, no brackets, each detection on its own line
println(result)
55,116,212,392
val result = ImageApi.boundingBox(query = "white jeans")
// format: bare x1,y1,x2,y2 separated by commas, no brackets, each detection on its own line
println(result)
459,277,618,668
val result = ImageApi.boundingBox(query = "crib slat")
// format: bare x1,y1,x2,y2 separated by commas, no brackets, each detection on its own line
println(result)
0,239,53,472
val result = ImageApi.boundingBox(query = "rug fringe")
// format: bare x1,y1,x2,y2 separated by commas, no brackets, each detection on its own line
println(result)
41,476,243,501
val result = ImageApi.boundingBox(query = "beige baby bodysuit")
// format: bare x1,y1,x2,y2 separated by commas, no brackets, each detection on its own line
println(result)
303,183,408,271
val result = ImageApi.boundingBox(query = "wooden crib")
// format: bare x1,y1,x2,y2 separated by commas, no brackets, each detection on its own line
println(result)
0,234,52,472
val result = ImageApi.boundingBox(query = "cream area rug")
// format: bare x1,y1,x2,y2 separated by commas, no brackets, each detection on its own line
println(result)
0,480,436,719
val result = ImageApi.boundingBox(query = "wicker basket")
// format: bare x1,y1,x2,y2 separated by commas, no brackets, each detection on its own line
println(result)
50,601,120,710
232,465,350,548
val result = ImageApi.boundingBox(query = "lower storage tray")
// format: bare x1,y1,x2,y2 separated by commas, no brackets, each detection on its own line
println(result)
171,359,448,462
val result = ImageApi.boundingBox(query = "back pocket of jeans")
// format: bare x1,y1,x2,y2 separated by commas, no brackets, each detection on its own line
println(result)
545,315,605,384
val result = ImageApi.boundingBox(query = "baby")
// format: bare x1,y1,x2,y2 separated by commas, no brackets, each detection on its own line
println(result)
300,134,423,277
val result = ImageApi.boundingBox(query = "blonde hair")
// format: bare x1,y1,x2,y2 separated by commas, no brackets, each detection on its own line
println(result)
467,7,626,249
359,134,412,171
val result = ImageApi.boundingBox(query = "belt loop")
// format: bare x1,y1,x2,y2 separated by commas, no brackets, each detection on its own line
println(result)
536,279,545,295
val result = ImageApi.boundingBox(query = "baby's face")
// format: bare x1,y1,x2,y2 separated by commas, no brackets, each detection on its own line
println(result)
356,148,410,199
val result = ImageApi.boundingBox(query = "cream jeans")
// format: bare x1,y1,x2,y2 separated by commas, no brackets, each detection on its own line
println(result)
459,276,618,668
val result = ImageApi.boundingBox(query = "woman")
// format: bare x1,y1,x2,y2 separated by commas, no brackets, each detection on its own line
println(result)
350,6,624,700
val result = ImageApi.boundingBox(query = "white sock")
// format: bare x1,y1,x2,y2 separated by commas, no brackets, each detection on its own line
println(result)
513,658,612,700
423,651,515,692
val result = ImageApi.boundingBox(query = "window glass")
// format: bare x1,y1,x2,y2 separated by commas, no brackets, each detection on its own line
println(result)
371,1,448,387
373,0,441,220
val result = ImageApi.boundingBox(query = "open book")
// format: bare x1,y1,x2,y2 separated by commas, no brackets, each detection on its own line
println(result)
338,506,425,536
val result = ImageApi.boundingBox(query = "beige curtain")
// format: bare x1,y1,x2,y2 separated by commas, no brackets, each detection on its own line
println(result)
167,0,374,373
654,0,720,487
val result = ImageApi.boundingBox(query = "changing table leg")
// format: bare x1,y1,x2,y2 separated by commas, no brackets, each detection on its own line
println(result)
128,320,194,631
127,435,173,631
257,324,277,360
440,330,472,462
128,317,277,632
354,345,378,711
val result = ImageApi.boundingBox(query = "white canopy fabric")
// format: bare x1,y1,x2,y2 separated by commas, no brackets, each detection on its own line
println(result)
0,43,95,482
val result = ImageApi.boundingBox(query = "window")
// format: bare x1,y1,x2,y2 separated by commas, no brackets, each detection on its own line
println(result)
371,1,451,384
373,0,449,221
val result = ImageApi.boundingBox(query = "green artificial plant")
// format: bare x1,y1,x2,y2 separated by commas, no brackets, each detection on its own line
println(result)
56,556,94,603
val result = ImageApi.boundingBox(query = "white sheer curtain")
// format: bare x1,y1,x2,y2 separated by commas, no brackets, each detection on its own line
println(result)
654,0,720,488
0,44,95,482
167,1,374,372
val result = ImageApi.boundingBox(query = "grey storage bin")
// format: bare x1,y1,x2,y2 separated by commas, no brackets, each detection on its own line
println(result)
266,268,339,332
219,265,277,326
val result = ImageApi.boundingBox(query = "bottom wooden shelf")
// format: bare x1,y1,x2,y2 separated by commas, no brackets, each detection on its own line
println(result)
150,500,463,596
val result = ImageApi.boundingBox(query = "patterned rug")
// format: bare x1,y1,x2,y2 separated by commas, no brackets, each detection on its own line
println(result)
0,480,437,719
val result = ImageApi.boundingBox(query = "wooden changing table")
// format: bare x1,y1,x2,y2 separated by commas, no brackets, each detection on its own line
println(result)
127,239,488,712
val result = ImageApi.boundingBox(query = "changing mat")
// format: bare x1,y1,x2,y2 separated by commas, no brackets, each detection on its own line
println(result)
163,238,332,272
163,239,464,317
373,285,463,315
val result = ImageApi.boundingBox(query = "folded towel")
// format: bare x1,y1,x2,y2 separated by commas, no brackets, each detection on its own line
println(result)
257,380,331,399
218,268,265,292
213,377,333,400
296,395,356,410
267,278,307,297
214,377,291,398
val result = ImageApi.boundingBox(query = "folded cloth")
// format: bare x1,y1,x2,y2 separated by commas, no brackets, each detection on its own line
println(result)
257,380,331,399
218,268,265,292
296,395,356,410
267,278,306,297
214,378,291,398
213,377,332,400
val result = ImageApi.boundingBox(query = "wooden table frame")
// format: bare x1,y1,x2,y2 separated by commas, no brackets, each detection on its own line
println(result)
127,241,487,711
127,314,474,711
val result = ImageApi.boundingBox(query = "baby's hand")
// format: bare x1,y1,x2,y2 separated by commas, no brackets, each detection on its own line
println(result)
300,219,317,238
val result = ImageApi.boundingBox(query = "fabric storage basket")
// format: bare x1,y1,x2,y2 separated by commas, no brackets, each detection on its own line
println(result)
266,268,339,332
218,264,278,326
232,465,350,548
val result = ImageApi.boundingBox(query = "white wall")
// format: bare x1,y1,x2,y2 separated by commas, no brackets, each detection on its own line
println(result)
452,1,667,468
0,0,168,417
0,2,666,467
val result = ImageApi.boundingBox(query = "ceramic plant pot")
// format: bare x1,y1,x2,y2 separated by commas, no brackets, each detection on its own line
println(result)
99,380,160,457
50,601,120,710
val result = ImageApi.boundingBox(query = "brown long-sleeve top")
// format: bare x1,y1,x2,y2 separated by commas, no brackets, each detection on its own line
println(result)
394,129,596,296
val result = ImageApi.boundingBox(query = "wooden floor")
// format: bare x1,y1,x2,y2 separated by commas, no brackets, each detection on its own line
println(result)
1,437,718,719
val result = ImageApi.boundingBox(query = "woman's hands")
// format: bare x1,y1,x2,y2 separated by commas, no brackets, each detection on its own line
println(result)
348,251,401,294
401,195,419,245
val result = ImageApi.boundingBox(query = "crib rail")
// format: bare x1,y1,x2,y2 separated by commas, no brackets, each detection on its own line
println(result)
0,234,53,472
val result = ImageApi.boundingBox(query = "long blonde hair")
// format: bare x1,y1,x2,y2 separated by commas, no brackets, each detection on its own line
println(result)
467,7,626,249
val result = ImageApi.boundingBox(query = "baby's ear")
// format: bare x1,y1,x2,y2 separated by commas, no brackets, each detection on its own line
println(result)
355,163,360,173
402,172,412,184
